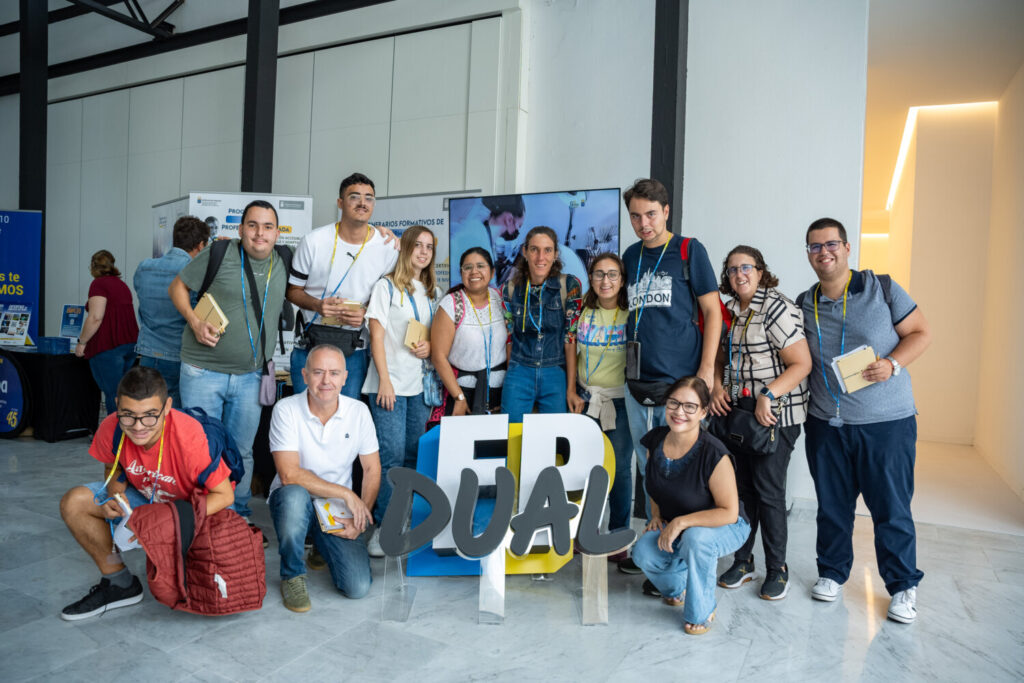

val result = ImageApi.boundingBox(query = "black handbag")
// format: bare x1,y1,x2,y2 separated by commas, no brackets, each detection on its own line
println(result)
305,323,363,357
626,380,672,407
707,396,780,456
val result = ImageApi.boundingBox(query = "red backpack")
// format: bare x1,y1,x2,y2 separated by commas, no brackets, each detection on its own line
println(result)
680,237,731,336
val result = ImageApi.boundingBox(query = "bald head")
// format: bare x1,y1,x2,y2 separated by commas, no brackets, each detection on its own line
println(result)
305,344,347,371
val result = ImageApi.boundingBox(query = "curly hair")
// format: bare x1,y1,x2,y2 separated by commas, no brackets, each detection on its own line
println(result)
89,250,121,278
718,245,779,297
509,226,563,288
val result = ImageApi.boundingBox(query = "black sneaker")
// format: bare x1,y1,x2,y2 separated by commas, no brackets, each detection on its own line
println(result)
617,556,643,575
642,579,662,598
717,556,755,588
60,576,144,621
760,565,790,601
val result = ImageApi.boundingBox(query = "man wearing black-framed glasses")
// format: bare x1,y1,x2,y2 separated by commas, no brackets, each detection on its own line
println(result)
797,216,931,624
58,367,235,621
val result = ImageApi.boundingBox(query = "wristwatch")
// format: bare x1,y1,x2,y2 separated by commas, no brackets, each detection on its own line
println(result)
885,355,902,376
759,386,776,401
456,393,466,402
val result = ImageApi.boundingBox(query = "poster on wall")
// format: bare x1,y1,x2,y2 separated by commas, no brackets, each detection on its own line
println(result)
352,190,480,290
448,189,620,289
0,210,42,344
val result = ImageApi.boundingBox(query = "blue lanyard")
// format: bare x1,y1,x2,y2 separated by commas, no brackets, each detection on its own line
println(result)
813,274,851,418
583,308,618,384
240,250,272,368
465,289,494,405
525,283,543,334
407,288,434,325
726,309,754,399
632,240,670,340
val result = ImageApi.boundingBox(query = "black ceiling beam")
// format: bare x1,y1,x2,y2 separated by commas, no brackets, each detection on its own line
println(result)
65,0,174,39
0,0,122,38
0,0,392,97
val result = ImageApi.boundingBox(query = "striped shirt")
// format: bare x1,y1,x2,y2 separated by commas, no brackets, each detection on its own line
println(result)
722,287,809,427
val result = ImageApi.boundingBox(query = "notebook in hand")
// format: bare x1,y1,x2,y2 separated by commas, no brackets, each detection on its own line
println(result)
194,293,228,335
312,497,353,533
831,345,877,393
404,319,428,349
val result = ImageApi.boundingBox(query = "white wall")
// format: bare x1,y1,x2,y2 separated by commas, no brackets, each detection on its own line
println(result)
887,127,916,288
0,94,18,209
521,0,655,247
682,0,870,500
976,61,1024,499
907,105,995,445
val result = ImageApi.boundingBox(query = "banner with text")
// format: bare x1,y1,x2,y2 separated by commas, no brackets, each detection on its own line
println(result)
0,210,42,344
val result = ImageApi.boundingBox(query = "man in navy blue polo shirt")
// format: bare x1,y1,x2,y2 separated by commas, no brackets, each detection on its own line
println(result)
798,217,931,624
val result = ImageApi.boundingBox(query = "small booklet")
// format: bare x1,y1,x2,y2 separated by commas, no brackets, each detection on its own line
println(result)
112,493,141,552
404,319,429,349
312,497,353,533
831,345,877,393
320,301,363,327
194,293,228,335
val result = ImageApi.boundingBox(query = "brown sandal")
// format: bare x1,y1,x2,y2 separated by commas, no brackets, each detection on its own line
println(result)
684,611,715,635
663,590,685,607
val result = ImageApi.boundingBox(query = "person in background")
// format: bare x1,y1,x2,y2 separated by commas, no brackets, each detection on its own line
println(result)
711,245,811,601
500,226,583,422
76,249,140,414
631,376,749,636
430,248,508,421
133,216,210,406
362,225,440,556
567,252,632,548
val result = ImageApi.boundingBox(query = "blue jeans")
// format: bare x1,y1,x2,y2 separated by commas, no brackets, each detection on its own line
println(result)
269,484,371,598
805,414,923,595
624,389,666,520
179,364,261,518
500,362,567,423
88,343,137,414
82,481,152,543
585,396,633,530
368,393,431,524
138,356,182,408
291,346,368,399
632,519,750,624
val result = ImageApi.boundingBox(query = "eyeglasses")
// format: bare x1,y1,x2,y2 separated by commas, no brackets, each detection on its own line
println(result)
726,264,760,277
806,240,845,254
591,270,621,282
117,406,165,427
665,398,700,415
461,263,490,272
345,193,375,204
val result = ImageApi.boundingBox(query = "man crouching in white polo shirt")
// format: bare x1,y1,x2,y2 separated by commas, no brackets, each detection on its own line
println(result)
268,344,381,612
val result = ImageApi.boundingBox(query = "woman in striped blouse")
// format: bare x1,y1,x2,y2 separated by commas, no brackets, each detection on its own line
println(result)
709,245,811,601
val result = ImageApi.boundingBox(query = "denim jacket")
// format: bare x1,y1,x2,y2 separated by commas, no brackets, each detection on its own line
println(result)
502,274,582,367
133,247,193,361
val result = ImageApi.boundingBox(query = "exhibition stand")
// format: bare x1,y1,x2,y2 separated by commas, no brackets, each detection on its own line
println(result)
0,346,99,442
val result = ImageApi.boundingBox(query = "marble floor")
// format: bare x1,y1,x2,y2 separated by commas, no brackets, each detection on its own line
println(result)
1,435,1022,683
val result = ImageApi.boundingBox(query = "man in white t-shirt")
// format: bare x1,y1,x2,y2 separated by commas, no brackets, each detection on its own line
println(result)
267,344,381,612
287,172,399,397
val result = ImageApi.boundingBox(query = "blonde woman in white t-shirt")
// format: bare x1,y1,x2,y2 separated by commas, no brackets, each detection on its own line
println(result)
362,225,439,553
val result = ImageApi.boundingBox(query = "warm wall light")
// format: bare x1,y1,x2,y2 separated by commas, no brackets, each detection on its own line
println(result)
885,101,998,211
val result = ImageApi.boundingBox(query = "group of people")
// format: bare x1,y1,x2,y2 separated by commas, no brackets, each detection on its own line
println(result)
58,175,930,637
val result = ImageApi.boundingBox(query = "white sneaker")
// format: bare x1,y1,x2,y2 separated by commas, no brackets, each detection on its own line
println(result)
887,587,917,623
811,577,842,602
367,528,385,558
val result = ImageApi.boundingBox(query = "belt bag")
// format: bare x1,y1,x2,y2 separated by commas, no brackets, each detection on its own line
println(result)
306,324,363,357
627,380,671,407
707,396,779,456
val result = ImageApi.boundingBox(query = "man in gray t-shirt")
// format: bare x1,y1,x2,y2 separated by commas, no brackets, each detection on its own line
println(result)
798,217,931,625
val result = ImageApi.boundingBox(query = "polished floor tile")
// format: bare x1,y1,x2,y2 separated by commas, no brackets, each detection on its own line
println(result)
0,434,1022,682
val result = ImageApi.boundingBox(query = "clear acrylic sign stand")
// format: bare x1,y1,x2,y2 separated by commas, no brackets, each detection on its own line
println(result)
478,545,506,625
381,554,417,622
573,552,609,625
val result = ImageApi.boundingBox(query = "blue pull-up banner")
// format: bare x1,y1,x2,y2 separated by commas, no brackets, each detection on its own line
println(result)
0,210,42,344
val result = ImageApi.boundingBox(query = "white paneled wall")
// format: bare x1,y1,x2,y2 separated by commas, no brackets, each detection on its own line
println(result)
0,95,18,209
36,17,510,333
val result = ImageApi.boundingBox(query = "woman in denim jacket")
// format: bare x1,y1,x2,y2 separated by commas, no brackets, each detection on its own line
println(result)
500,226,583,422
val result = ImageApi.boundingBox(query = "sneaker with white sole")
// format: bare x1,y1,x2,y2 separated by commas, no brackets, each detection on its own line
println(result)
60,576,144,621
760,565,790,601
367,528,385,558
811,577,842,602
718,556,756,589
887,587,917,623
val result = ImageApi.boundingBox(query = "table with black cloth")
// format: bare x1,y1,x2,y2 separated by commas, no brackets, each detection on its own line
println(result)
0,347,100,442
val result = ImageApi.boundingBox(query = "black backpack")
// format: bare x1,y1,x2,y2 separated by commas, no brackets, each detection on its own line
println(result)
197,240,295,355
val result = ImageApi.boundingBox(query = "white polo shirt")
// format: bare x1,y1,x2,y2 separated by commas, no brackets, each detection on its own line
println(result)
289,222,399,330
267,391,379,496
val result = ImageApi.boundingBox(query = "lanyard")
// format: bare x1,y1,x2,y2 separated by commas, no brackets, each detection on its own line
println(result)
241,249,273,368
306,224,371,329
726,307,755,399
523,282,544,334
466,289,494,405
583,307,619,384
632,240,670,340
813,272,852,421
100,421,166,504
407,287,434,325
